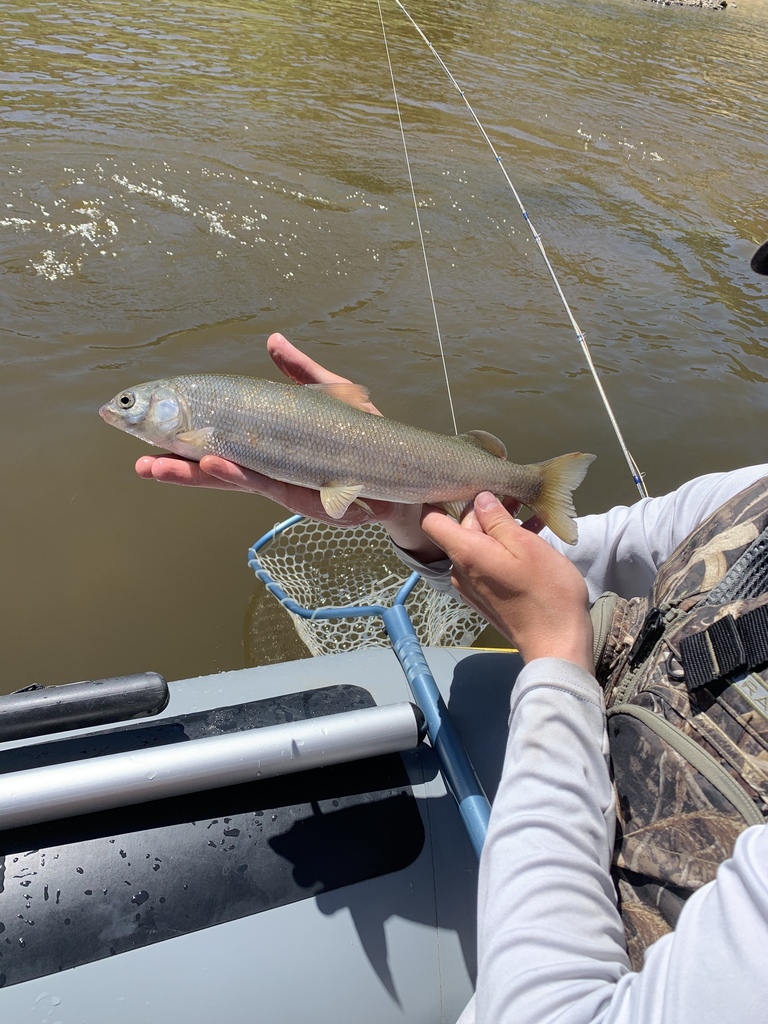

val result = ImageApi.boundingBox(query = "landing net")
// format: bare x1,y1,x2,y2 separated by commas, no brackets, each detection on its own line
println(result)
249,516,485,657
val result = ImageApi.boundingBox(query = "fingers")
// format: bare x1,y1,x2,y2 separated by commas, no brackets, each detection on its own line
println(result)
422,494,534,582
267,332,381,416
199,456,267,489
458,508,484,533
134,454,278,493
135,455,239,490
472,492,518,536
421,505,474,555
267,333,346,387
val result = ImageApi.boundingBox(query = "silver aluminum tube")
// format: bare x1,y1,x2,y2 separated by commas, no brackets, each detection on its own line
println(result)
0,701,424,831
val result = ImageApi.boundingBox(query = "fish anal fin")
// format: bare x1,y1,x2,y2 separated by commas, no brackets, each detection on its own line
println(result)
320,482,365,519
306,382,371,411
528,452,596,545
438,499,474,521
175,427,216,453
459,430,507,459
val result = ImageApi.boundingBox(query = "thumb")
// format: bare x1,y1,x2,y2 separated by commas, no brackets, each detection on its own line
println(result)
473,492,520,539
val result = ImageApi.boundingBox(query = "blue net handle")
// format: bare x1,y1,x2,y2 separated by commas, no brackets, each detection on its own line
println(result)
248,515,490,858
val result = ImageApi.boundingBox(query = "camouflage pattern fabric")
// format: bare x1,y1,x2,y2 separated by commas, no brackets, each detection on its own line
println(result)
592,477,768,969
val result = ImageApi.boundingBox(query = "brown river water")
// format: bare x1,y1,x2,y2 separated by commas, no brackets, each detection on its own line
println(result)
1,0,767,693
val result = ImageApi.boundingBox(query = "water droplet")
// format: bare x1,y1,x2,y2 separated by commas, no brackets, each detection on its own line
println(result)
131,890,149,906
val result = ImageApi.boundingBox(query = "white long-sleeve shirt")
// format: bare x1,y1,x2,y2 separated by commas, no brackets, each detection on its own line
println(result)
397,465,768,1024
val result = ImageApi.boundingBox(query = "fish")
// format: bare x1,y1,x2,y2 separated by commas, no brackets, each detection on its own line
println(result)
99,373,595,543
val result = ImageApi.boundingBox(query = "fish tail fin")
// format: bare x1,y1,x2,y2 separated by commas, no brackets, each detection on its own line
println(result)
528,452,596,545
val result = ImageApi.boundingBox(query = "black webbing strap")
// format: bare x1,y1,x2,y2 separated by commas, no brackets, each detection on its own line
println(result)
680,604,768,690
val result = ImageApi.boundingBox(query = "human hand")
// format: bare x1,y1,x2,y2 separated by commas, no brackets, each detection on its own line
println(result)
421,493,593,670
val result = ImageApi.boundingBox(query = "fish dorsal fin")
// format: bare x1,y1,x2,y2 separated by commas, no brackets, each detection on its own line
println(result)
306,382,371,411
458,430,507,459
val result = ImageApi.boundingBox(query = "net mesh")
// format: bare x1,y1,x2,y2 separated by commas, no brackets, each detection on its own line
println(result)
253,518,487,657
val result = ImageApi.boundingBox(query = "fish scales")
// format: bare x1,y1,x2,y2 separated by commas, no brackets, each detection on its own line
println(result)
182,376,537,502
100,373,595,543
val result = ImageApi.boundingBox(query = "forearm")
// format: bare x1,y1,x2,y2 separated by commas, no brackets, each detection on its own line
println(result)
475,658,630,1024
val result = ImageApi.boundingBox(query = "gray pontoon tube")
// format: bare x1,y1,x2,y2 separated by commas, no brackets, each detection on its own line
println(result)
0,701,425,831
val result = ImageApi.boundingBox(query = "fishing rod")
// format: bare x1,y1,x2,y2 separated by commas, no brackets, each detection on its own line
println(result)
376,0,458,437
378,0,649,500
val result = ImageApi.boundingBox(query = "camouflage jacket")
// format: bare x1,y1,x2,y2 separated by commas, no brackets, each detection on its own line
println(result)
592,476,768,969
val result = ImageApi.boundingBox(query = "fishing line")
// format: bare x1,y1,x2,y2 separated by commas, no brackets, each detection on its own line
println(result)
376,0,459,436
388,0,649,499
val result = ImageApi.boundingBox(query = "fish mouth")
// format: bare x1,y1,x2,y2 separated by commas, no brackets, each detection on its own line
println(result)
99,403,119,425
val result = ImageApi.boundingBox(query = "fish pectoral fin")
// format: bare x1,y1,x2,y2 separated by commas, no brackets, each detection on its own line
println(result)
305,382,372,411
174,427,216,452
458,430,507,459
320,482,365,519
437,500,473,521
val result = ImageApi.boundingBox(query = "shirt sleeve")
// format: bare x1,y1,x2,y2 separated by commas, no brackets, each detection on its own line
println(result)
466,658,768,1024
542,465,768,602
470,657,629,1024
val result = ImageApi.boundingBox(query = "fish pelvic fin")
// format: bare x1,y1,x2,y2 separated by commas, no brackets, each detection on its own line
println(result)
528,452,596,545
320,482,365,519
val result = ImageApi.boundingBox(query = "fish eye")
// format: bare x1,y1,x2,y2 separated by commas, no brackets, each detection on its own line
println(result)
118,392,135,409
